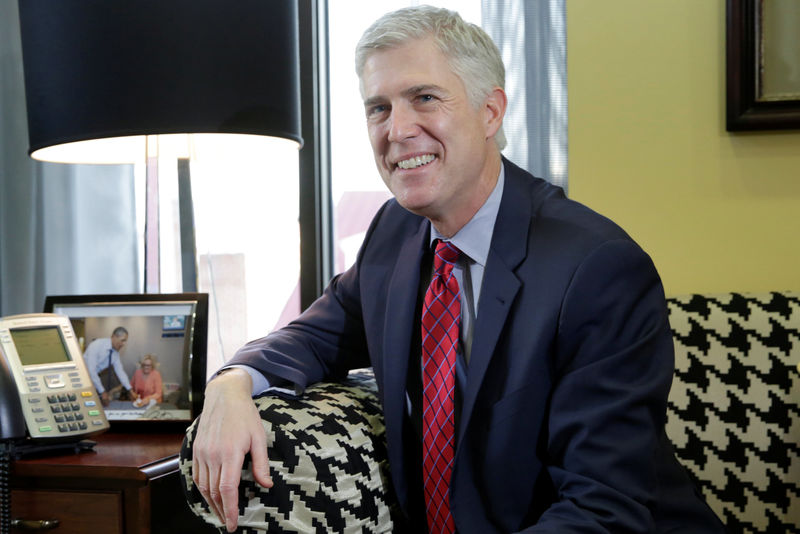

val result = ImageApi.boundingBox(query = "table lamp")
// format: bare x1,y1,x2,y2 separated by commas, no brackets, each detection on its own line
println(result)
17,0,303,292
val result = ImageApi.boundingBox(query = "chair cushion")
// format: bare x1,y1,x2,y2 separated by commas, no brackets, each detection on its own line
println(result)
665,292,800,533
179,371,395,533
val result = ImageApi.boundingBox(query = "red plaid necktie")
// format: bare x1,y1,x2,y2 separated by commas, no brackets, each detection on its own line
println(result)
421,240,460,534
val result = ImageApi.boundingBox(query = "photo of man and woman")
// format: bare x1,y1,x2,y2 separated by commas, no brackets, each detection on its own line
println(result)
44,293,208,425
75,313,191,421
45,296,207,423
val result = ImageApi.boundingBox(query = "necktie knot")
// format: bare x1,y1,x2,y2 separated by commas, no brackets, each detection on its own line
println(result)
433,240,460,276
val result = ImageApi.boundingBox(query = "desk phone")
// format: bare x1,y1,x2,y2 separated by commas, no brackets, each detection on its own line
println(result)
0,313,109,441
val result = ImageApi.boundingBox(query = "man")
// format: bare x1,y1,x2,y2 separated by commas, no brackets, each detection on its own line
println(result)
84,326,137,406
193,6,725,533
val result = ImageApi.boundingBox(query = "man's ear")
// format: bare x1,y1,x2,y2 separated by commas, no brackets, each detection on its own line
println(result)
483,87,507,140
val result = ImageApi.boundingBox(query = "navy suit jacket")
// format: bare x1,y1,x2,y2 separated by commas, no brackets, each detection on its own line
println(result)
231,159,725,533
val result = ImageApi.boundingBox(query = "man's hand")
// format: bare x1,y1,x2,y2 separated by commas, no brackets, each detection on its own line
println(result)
192,368,272,532
100,391,110,406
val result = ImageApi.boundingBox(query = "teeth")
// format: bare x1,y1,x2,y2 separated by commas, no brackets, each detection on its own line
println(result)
397,154,435,169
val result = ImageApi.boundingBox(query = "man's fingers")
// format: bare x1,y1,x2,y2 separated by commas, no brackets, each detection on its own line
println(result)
189,368,261,532
207,458,226,527
249,424,272,489
220,457,245,532
192,457,224,525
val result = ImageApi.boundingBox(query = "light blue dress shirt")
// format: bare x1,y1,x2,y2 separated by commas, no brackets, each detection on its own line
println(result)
429,164,505,367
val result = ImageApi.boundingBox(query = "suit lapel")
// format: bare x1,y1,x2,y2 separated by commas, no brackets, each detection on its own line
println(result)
381,216,429,505
457,164,530,447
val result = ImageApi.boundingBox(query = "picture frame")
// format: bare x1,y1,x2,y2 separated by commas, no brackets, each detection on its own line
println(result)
43,293,208,431
726,0,800,131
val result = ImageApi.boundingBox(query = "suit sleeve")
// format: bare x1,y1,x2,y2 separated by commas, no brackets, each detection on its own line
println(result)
527,238,674,533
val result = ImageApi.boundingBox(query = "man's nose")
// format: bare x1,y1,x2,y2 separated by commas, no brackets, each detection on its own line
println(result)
387,105,419,142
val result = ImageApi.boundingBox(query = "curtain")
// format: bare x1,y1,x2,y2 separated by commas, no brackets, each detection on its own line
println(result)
0,0,139,316
483,0,568,191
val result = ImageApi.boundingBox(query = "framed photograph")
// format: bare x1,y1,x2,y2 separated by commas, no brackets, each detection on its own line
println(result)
726,0,800,130
43,293,208,431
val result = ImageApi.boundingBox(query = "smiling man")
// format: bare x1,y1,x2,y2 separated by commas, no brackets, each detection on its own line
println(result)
360,36,504,238
192,6,725,533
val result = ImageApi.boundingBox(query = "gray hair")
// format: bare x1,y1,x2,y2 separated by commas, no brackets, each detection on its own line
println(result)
355,5,507,150
112,326,128,338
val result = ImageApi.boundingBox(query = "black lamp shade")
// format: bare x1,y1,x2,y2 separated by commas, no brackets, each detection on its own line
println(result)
18,0,302,162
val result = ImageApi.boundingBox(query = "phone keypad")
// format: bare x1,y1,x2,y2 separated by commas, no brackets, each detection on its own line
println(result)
33,390,103,435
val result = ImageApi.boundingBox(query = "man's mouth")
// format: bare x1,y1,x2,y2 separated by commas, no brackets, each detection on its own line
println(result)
396,154,436,170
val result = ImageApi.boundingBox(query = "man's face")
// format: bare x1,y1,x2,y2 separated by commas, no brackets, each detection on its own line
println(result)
111,333,128,352
360,38,502,230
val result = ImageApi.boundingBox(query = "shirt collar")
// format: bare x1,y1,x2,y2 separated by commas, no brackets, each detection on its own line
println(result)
430,163,505,267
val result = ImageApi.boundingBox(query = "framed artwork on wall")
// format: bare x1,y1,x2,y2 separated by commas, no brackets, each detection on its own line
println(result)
726,0,800,131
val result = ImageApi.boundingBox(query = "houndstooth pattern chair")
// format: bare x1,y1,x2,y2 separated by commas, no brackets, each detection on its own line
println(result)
665,292,800,534
179,371,396,533
179,293,800,533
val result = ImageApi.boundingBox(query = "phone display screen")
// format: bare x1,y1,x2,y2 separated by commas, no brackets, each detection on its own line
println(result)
10,326,72,366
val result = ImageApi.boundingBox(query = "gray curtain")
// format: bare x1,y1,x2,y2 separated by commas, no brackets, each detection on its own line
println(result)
0,0,139,316
483,0,568,191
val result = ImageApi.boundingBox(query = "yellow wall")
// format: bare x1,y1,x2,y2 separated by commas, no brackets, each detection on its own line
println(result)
567,0,800,295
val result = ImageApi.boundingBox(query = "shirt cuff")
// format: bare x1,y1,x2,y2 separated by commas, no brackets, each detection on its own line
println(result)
213,364,271,396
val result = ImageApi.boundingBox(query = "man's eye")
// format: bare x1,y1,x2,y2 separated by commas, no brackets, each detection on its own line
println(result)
367,104,387,117
418,94,434,103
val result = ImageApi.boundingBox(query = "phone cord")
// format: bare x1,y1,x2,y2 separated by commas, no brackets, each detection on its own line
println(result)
0,444,11,534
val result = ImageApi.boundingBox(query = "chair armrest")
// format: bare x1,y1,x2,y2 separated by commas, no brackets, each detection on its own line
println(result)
178,371,396,533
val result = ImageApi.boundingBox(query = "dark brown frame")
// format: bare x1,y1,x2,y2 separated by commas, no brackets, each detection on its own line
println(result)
726,0,800,131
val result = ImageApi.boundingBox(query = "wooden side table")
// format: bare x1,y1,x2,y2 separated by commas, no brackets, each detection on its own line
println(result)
10,432,216,534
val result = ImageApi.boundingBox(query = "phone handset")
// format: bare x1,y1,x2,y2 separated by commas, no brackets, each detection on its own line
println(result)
1,353,26,441
1,354,26,534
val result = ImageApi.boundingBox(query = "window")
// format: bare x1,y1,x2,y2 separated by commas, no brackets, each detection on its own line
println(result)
136,135,301,373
